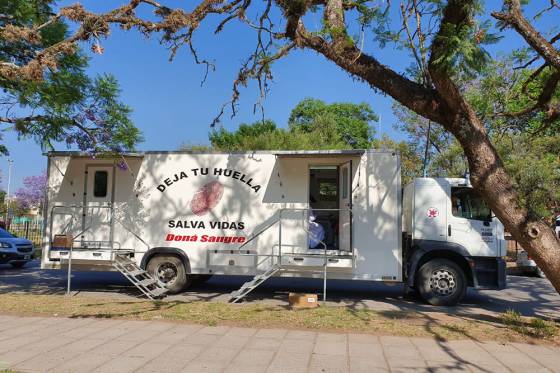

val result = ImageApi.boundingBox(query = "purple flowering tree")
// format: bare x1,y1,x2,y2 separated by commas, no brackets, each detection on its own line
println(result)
14,172,47,212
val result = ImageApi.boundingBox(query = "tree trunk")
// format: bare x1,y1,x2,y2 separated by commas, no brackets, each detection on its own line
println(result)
460,117,560,292
433,78,560,293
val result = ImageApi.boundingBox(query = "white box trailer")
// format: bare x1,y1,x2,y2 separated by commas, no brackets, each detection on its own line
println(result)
42,150,506,305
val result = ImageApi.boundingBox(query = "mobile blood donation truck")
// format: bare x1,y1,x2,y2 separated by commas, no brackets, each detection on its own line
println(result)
42,149,506,305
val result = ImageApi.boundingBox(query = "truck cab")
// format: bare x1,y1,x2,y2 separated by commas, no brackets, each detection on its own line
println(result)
403,178,507,306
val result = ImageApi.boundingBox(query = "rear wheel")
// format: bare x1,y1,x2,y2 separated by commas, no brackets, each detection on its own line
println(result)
417,258,467,306
146,255,191,294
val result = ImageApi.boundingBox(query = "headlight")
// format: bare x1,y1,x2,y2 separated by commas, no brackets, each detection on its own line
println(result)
0,242,11,248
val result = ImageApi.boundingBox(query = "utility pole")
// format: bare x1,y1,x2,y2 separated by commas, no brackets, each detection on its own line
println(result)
422,121,431,178
5,159,13,223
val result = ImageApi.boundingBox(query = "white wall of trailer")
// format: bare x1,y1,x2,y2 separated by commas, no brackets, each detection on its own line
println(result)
42,150,402,282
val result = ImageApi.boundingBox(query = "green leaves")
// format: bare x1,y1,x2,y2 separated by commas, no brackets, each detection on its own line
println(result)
431,18,501,77
495,134,560,219
208,99,378,151
0,0,141,155
464,56,559,135
397,52,560,219
288,98,377,149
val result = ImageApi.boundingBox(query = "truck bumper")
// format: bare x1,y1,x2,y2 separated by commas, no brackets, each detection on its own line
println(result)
472,257,506,290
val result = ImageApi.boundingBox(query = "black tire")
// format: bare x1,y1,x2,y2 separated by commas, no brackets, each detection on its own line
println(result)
416,258,467,306
146,255,191,294
10,262,26,269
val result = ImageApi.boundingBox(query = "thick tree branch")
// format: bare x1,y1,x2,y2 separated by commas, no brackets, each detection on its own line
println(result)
0,114,99,148
289,25,445,124
273,0,447,124
0,0,231,81
514,30,560,70
490,1,560,124
493,0,560,70
427,0,483,131
324,0,345,32
0,114,48,124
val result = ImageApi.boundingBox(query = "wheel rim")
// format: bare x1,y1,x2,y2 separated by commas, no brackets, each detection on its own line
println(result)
156,262,178,285
429,269,457,297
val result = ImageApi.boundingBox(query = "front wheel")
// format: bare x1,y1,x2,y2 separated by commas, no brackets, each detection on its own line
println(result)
146,255,191,294
416,258,467,306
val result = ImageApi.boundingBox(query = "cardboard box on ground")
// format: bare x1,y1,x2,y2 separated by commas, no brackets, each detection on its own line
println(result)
52,235,74,249
288,293,319,308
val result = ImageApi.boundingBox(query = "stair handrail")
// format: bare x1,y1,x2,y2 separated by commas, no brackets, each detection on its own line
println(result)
278,207,352,304
114,217,150,253
231,207,352,304
50,204,118,295
289,208,328,303
236,213,280,252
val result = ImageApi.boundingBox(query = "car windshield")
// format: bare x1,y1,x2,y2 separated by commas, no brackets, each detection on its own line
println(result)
0,228,15,238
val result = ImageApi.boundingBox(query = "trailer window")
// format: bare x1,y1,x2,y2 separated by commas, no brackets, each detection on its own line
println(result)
342,167,348,199
93,171,108,198
451,187,491,221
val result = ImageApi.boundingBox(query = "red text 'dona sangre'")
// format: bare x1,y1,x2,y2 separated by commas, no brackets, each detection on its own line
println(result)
165,234,246,244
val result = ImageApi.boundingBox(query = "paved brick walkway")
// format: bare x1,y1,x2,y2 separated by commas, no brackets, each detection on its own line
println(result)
0,315,558,372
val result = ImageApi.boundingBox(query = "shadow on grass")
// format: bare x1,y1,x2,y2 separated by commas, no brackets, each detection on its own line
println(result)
64,296,558,342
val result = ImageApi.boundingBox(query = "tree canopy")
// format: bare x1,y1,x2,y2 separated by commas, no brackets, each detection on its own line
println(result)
14,171,46,211
288,98,377,148
0,0,140,155
395,54,560,220
209,98,377,151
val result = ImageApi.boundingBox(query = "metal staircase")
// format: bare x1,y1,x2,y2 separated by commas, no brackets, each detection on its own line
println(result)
227,208,343,304
113,253,168,300
229,264,283,303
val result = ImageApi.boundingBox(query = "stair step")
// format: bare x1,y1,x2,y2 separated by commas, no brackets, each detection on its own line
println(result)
150,287,168,297
112,255,168,299
229,265,282,303
128,270,145,277
138,278,157,287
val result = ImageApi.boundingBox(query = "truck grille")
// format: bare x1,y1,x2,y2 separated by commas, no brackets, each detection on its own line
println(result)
16,245,33,253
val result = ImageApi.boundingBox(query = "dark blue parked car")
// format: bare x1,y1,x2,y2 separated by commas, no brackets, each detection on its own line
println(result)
0,228,35,268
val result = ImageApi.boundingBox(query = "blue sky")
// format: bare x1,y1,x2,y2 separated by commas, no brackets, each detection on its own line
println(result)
1,1,555,191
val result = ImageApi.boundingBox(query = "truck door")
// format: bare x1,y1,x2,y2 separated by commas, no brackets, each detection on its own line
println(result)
339,161,352,251
82,165,113,248
447,186,498,256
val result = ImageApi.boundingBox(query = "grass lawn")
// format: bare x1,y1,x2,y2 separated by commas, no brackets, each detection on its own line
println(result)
0,293,557,346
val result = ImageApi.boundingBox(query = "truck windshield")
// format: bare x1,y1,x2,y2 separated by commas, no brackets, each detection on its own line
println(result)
451,187,492,221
